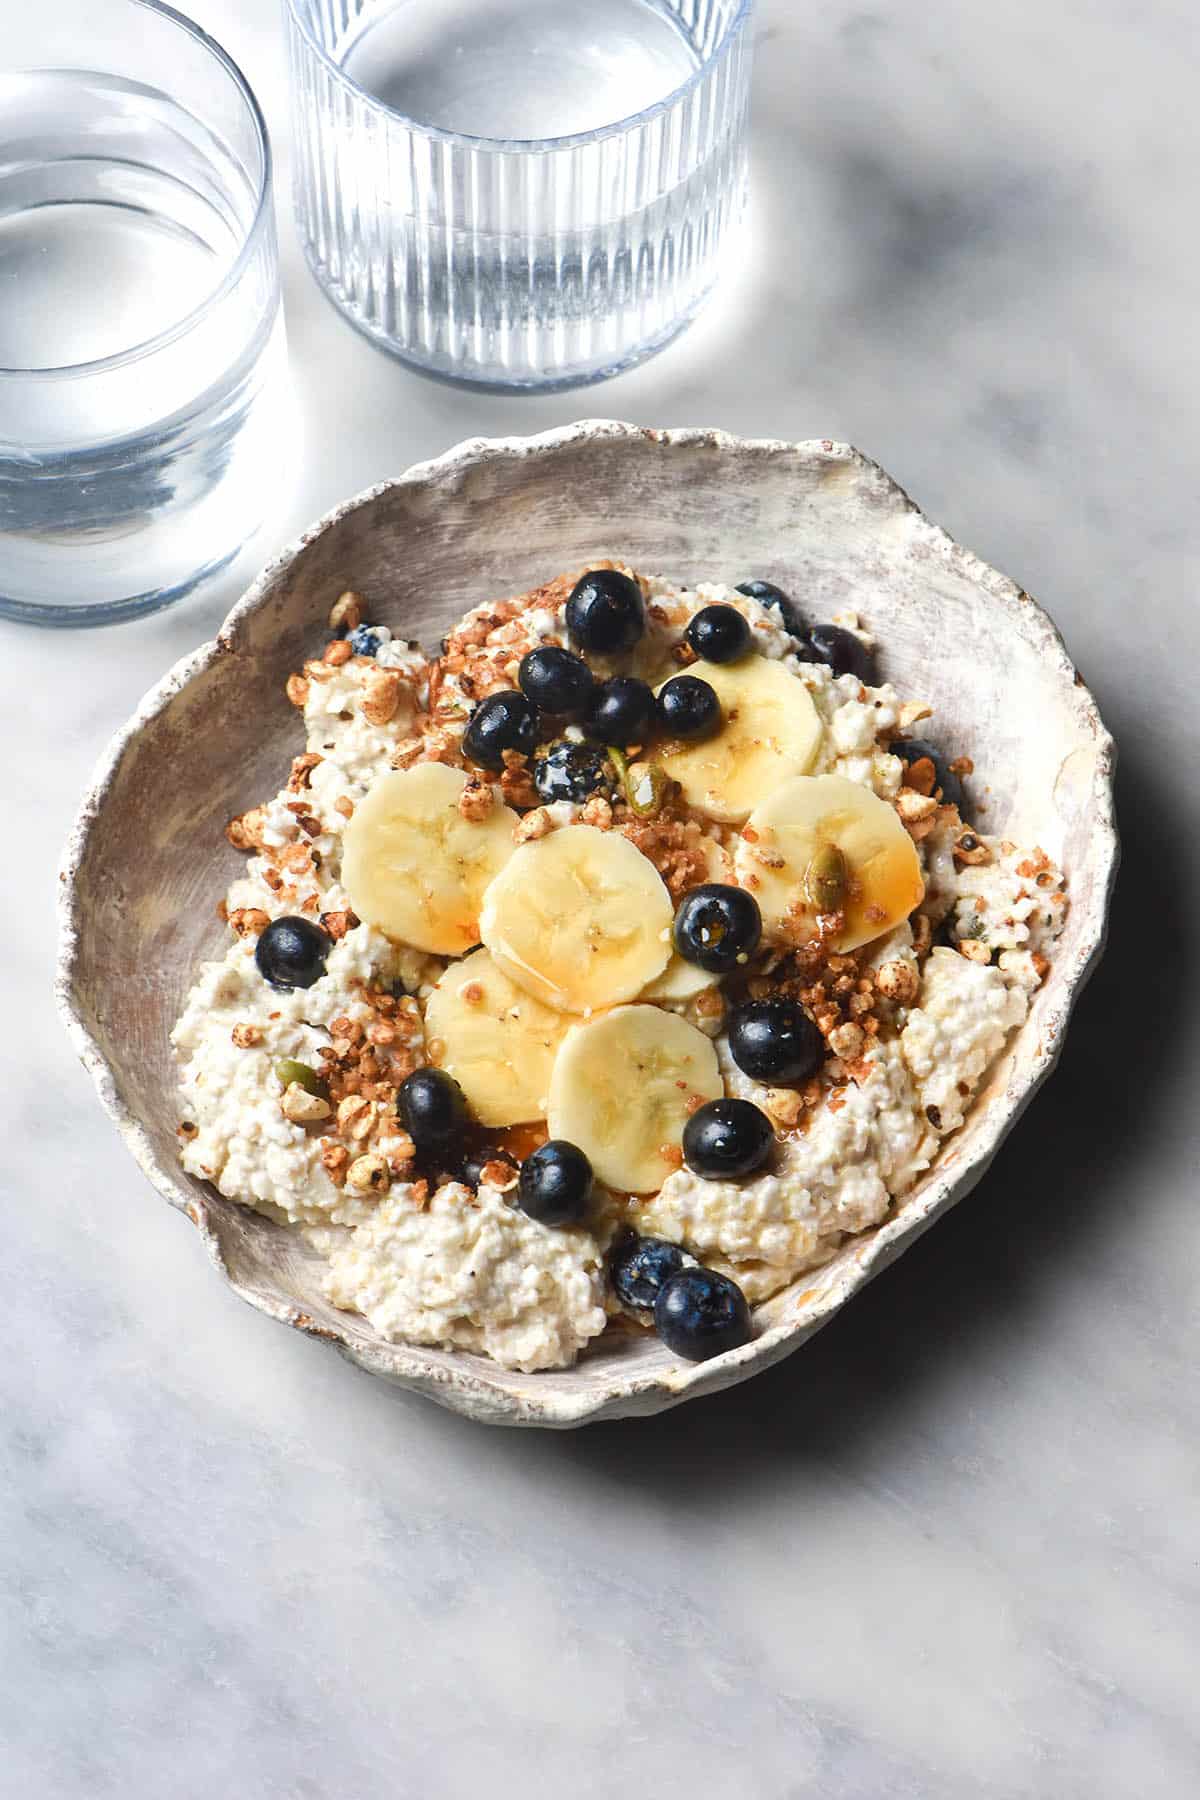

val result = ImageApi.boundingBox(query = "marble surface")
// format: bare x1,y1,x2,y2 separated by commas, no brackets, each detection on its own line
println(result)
4,1,1197,1793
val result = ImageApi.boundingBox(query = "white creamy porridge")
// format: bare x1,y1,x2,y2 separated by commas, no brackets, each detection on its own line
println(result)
173,568,1066,1371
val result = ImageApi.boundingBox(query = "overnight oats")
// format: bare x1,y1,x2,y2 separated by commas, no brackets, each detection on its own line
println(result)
172,568,1068,1370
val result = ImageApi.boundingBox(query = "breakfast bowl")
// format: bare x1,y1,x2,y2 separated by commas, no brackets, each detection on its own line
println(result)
56,422,1117,1427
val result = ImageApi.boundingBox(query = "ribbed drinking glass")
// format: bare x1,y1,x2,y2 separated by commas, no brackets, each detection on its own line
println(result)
284,0,755,389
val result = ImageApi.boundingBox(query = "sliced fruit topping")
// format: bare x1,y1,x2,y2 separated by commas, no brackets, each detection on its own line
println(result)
341,763,518,956
532,741,616,806
517,644,595,718
682,1097,775,1180
654,1267,752,1361
609,1232,685,1311
657,674,722,741
517,1140,593,1227
727,998,824,1084
254,916,331,990
582,675,656,747
397,1066,471,1153
686,604,752,665
801,622,875,683
673,882,762,973
640,952,721,1004
889,737,965,810
462,689,539,772
736,578,806,643
479,823,672,1014
424,948,569,1128
654,657,822,824
547,1004,722,1192
565,569,645,654
736,772,924,952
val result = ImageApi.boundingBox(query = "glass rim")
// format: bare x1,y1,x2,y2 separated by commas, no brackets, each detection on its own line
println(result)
283,0,755,155
0,0,274,382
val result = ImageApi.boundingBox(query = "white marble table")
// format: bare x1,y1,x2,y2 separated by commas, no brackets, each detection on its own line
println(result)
5,2,1198,1793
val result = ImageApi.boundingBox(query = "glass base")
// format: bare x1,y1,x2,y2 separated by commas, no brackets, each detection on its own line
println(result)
304,239,716,392
0,541,242,628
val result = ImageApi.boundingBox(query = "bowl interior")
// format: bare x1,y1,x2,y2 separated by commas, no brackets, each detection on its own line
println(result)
60,427,1114,1424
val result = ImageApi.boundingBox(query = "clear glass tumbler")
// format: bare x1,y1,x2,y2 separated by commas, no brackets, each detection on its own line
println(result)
285,0,754,390
0,0,287,626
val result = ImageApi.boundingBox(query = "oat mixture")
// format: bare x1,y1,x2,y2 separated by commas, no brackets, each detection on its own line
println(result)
173,569,1067,1370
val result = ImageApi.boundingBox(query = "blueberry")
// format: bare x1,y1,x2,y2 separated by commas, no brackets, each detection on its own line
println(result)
348,625,381,657
462,689,539,772
459,1145,520,1191
565,569,645,655
254,916,331,990
518,1140,593,1227
609,1233,685,1311
673,883,762,973
657,674,721,741
685,604,752,665
800,622,875,683
518,645,595,718
533,741,615,806
737,579,806,643
582,675,657,747
683,1098,775,1179
398,1067,471,1151
654,1267,752,1362
728,998,824,1083
889,737,964,810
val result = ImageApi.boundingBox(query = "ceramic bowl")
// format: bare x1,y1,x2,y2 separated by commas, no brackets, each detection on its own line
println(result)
56,423,1117,1427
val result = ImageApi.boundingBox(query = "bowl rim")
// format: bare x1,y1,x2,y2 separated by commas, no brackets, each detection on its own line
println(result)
55,421,1119,1427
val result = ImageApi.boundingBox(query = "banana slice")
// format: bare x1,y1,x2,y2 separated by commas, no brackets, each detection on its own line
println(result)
736,773,924,952
653,659,822,823
424,949,568,1127
479,824,672,1014
342,764,519,956
640,953,720,1004
547,1005,723,1192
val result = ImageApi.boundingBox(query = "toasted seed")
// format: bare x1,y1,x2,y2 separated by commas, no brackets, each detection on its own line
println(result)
276,1058,324,1095
625,760,668,819
804,843,847,913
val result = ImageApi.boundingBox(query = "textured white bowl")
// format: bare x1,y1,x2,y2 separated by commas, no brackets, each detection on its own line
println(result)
57,423,1117,1427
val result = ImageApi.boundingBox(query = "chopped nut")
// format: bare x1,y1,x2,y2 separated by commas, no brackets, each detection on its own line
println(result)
323,639,353,667
827,1020,865,1060
225,806,269,852
895,789,938,825
958,938,992,965
285,673,310,709
334,796,355,819
954,832,991,866
319,908,359,940
367,1021,397,1046
347,1153,390,1194
281,1083,332,1123
362,668,403,725
227,907,270,939
328,589,364,633
901,756,938,798
457,772,496,822
321,1141,350,1184
581,793,615,829
763,1086,806,1127
1031,952,1051,984
389,737,425,770
337,1094,376,1140
898,700,933,729
287,752,322,792
949,756,974,776
875,958,920,1004
514,805,554,843
230,1022,263,1048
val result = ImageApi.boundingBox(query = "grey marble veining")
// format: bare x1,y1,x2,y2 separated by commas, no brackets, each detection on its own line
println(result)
3,1,1198,1794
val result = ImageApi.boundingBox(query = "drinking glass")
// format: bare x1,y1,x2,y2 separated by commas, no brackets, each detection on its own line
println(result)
285,0,754,390
0,0,287,626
